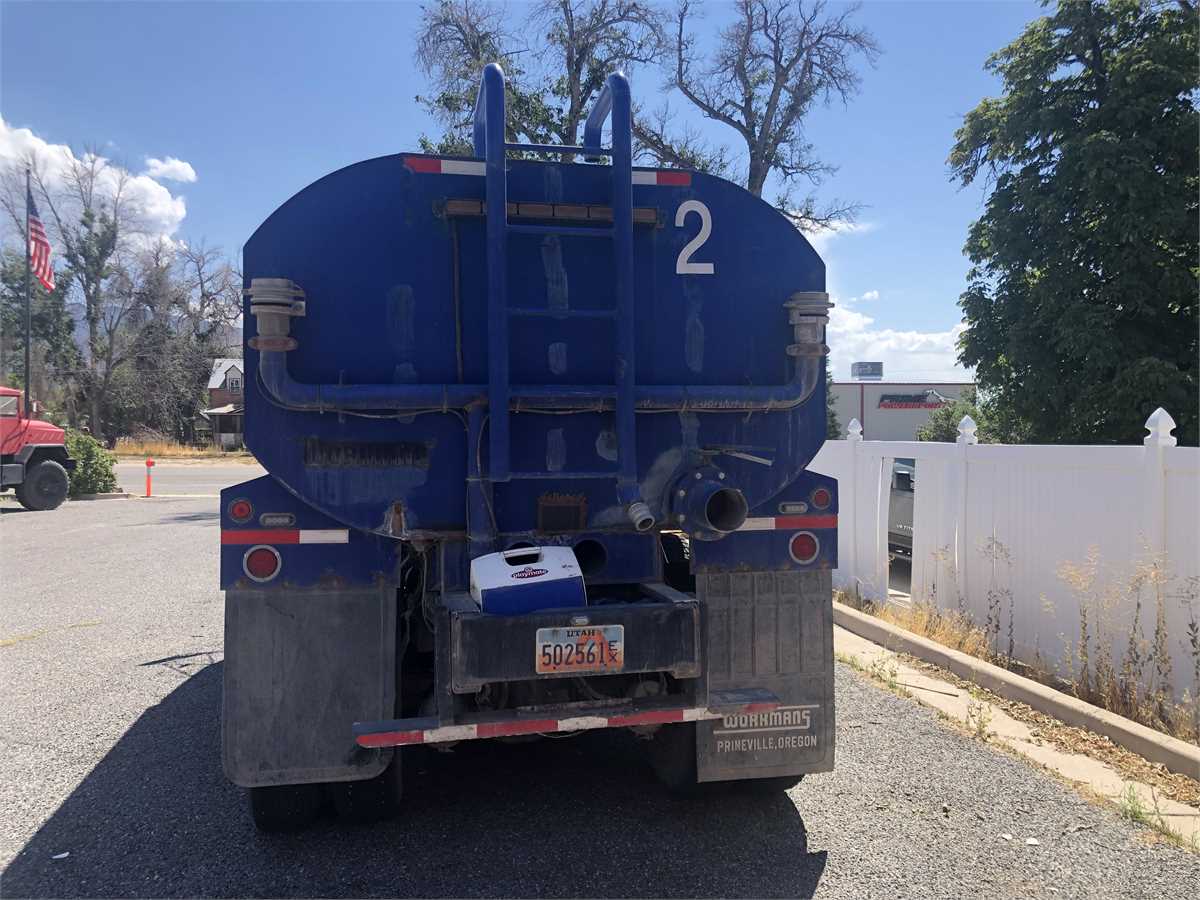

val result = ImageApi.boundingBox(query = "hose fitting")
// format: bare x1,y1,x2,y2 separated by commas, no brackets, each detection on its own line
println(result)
670,467,748,541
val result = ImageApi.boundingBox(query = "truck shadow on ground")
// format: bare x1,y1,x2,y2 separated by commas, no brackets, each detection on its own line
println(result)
3,663,826,899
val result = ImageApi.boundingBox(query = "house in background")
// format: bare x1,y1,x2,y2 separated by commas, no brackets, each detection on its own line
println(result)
203,358,245,449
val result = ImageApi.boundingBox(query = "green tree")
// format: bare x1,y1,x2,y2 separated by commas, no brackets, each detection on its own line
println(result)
0,250,80,383
415,0,662,155
825,367,840,439
915,387,1005,443
950,0,1198,446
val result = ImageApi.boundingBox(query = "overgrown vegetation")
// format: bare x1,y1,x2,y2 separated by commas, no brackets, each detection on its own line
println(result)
1116,783,1199,851
113,437,252,460
1060,551,1200,744
837,547,1200,745
64,428,117,497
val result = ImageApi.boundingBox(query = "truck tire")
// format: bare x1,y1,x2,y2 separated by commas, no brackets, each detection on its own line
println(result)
248,783,323,832
327,757,402,824
733,774,804,794
646,721,699,793
15,460,70,511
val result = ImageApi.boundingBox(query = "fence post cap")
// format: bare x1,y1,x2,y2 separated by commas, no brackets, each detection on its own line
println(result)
1143,408,1178,447
846,418,863,442
956,415,979,445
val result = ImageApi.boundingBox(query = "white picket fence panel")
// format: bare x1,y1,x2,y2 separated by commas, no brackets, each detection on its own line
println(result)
809,409,1200,699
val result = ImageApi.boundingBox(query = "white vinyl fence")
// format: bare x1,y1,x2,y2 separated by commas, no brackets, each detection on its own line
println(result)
810,409,1200,699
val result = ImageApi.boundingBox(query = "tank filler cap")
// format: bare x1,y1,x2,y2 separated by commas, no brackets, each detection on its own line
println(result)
245,278,307,318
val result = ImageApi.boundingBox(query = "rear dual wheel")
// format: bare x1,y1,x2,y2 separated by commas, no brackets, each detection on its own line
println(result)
248,755,402,832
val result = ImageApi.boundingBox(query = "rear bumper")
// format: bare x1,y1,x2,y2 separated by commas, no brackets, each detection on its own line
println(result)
354,687,779,749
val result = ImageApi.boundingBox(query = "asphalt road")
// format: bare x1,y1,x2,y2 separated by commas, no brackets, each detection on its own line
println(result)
114,461,264,497
2,490,1198,898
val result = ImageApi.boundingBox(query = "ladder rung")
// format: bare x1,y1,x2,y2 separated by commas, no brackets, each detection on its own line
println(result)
508,308,616,319
505,142,613,156
507,223,612,238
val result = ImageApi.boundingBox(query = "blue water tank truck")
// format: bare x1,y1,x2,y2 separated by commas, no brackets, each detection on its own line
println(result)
220,65,838,831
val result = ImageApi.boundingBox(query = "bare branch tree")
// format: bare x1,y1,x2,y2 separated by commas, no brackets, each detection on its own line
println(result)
642,0,878,228
530,0,664,157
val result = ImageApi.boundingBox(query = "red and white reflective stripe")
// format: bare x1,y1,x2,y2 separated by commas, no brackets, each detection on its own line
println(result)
736,514,837,532
403,156,690,186
631,169,691,186
220,529,349,545
355,701,778,749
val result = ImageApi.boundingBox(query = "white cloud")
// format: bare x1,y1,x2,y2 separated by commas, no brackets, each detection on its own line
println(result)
143,156,197,183
860,289,879,302
800,219,875,257
827,293,971,382
0,118,188,248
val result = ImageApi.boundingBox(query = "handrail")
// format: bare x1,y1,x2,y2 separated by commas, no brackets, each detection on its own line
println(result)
472,62,505,158
582,72,631,160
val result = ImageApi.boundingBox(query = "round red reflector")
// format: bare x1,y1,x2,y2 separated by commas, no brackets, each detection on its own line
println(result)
789,531,819,564
229,499,253,523
811,487,831,510
243,545,281,582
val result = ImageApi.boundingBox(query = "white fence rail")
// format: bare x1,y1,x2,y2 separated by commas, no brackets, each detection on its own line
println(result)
810,409,1200,699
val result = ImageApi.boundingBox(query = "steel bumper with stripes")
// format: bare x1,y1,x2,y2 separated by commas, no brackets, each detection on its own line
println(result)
353,687,780,749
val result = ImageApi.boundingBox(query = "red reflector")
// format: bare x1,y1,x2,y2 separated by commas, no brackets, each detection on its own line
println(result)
789,531,819,564
811,488,831,510
404,155,442,173
243,545,281,582
656,170,692,186
229,499,253,523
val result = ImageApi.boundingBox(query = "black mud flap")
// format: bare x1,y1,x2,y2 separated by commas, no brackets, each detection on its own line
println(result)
223,585,396,787
695,571,834,782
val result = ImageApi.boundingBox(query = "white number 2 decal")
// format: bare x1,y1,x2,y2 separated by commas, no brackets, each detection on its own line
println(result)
674,200,714,275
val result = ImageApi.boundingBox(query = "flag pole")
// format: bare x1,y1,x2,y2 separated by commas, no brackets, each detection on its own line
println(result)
23,166,32,415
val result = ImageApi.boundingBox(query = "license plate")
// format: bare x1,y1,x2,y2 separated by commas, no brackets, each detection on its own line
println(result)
535,625,624,675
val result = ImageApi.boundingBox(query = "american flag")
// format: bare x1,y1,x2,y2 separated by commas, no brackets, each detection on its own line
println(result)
27,190,55,292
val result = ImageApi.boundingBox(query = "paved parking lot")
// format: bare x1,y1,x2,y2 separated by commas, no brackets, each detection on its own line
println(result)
2,487,1198,898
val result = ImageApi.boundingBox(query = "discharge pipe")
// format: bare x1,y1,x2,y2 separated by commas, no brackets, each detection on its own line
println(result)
669,467,748,541
248,280,831,415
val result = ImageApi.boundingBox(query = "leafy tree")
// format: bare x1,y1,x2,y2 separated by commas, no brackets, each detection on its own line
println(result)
0,250,80,390
64,427,117,497
825,366,840,439
950,0,1198,446
640,0,879,227
915,387,1005,444
415,0,662,155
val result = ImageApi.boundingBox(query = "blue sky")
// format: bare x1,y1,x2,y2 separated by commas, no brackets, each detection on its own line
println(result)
1,0,1043,380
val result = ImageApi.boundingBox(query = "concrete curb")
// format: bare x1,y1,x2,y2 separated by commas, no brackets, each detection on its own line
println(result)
833,602,1200,780
70,492,133,501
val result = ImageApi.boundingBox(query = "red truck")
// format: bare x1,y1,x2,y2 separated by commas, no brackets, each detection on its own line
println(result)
0,385,75,510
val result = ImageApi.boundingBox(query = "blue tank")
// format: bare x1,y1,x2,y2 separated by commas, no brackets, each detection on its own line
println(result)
220,67,839,825
240,67,830,562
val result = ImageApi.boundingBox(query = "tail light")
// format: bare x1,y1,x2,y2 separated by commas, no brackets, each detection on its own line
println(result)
229,498,254,523
789,531,819,565
243,545,281,582
810,487,831,510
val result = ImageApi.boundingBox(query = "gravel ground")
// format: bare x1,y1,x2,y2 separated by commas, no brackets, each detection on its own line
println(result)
2,496,1199,898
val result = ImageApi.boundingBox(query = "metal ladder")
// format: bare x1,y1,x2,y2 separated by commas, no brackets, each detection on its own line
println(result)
472,64,649,529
